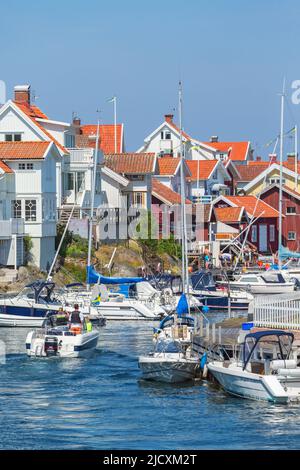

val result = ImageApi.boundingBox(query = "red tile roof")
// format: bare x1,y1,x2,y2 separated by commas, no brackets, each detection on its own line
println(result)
14,101,68,155
78,124,123,154
214,206,244,223
204,141,250,161
186,160,218,181
0,141,50,159
105,153,155,174
235,163,271,181
0,160,13,173
157,157,181,175
225,195,280,218
152,178,191,205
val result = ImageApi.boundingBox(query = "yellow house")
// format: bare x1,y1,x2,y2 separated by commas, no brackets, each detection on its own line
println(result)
235,158,300,196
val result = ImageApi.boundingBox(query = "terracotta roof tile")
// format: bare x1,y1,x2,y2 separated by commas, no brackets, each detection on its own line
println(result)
225,195,280,218
186,160,218,181
0,160,13,173
152,178,191,205
157,157,181,175
14,101,68,155
79,124,123,154
105,153,155,174
214,206,243,223
0,141,50,159
203,141,250,161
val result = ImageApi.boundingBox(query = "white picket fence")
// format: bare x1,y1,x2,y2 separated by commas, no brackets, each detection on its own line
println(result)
253,293,300,330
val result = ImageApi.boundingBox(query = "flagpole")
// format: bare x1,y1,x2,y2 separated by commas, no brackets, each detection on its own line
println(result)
278,79,285,270
295,124,298,190
114,96,117,153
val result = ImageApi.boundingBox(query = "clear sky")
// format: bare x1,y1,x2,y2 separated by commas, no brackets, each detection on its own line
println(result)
1,0,300,157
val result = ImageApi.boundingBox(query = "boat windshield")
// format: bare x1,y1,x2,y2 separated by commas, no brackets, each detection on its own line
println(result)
155,339,182,354
242,331,294,370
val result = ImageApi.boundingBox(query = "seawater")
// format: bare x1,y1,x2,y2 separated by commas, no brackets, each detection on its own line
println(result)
0,320,300,450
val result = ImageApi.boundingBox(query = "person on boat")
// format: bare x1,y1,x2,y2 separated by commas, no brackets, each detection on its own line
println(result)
55,307,69,326
85,316,93,332
243,246,251,268
69,304,84,325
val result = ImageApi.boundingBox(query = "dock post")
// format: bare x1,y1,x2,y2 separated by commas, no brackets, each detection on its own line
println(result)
212,323,216,343
199,317,203,336
206,323,210,340
218,325,222,344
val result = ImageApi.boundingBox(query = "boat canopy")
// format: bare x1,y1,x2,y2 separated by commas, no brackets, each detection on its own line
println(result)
245,330,294,342
279,246,300,259
86,265,143,285
159,314,194,330
25,280,56,303
243,330,294,371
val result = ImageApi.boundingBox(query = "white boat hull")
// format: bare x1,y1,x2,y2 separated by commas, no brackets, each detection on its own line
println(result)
208,362,290,403
26,330,100,358
229,282,295,295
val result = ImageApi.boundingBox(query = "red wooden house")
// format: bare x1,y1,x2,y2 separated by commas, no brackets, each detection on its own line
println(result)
260,184,300,251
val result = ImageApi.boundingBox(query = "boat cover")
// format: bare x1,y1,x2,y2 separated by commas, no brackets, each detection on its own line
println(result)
86,265,143,285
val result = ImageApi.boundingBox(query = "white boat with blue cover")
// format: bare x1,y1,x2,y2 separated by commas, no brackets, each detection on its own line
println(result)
208,330,300,403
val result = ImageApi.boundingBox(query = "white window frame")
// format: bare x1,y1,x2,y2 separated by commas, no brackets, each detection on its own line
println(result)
286,206,296,215
288,231,296,241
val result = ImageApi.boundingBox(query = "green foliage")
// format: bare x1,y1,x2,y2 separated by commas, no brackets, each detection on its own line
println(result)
65,235,90,259
55,224,73,258
23,235,33,265
64,261,86,283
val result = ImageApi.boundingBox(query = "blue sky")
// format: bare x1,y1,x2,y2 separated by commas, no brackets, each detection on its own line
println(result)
1,0,300,156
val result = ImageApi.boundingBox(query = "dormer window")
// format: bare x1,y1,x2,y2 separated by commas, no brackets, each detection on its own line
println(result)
5,133,22,142
161,130,172,140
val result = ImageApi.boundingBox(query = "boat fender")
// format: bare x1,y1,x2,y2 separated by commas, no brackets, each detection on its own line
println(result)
202,364,208,379
200,352,207,370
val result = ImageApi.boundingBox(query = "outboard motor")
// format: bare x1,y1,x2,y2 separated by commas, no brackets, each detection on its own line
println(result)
44,336,58,356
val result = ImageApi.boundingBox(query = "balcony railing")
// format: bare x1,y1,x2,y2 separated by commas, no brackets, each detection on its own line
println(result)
0,218,24,238
66,148,94,164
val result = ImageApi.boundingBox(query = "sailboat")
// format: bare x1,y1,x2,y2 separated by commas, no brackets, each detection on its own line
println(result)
138,83,200,382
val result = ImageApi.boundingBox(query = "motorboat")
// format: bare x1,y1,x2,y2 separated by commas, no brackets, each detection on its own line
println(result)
26,314,100,358
224,272,295,294
208,330,300,403
139,337,199,383
0,280,104,327
60,282,167,321
190,271,253,310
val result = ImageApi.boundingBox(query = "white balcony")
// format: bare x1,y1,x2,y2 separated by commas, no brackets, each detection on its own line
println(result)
66,148,94,164
160,139,173,153
0,219,24,239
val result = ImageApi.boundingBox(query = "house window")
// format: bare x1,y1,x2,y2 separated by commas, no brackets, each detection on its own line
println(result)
132,192,145,206
286,206,296,214
161,130,171,140
269,178,285,185
288,231,296,240
27,163,34,170
251,226,257,242
25,200,37,222
65,134,75,148
65,173,74,190
11,200,22,219
18,163,26,170
5,133,21,142
269,225,275,242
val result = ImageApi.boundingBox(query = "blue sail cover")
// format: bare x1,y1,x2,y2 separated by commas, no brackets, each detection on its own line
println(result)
279,246,300,259
176,293,189,316
86,265,143,285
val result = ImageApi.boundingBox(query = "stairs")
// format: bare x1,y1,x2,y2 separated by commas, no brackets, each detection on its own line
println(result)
59,206,81,224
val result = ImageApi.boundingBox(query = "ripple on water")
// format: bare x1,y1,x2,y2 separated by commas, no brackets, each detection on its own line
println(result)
0,320,299,449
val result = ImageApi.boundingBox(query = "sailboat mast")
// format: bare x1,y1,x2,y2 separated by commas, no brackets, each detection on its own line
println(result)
87,117,101,289
178,82,189,297
278,81,285,269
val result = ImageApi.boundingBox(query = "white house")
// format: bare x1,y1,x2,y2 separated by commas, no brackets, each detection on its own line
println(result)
0,142,60,270
0,160,24,268
137,114,216,161
185,159,231,202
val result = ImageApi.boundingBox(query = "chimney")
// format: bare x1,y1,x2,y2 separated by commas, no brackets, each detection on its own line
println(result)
210,136,219,143
269,153,277,163
256,156,262,161
287,153,297,165
14,85,31,105
165,114,174,123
